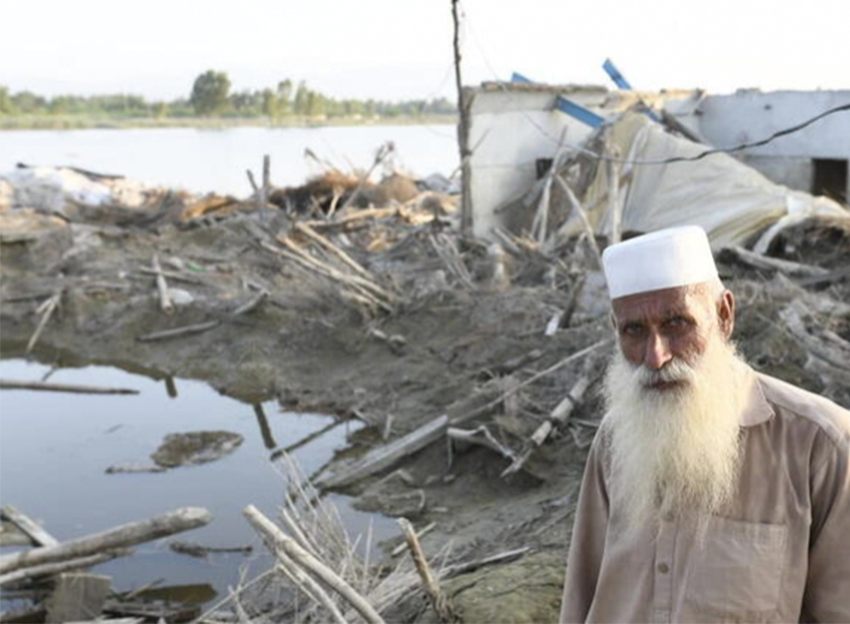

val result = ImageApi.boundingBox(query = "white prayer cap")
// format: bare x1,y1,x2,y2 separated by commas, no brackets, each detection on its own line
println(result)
602,226,718,299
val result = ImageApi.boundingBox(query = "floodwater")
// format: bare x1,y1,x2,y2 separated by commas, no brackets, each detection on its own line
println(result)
0,124,459,196
0,358,399,606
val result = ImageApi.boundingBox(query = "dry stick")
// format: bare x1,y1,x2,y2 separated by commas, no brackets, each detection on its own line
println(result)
275,557,348,624
0,507,211,575
26,288,62,354
441,546,530,578
531,129,570,244
267,243,386,311
270,241,393,312
294,222,375,282
721,245,829,278
391,522,437,557
0,380,139,395
151,255,175,315
138,267,207,285
398,518,456,624
340,142,393,212
0,550,131,587
243,505,385,624
232,289,268,317
136,321,221,343
553,174,604,268
279,235,395,301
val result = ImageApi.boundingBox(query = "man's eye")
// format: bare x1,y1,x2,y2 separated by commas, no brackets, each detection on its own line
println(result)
621,323,644,336
665,316,690,328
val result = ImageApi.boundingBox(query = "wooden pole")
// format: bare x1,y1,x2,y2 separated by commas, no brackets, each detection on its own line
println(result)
0,507,212,575
452,0,473,236
398,518,457,623
26,288,62,354
0,380,139,395
152,255,174,315
0,550,130,587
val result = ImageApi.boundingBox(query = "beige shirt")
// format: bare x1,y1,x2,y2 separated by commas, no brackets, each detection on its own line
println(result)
560,371,850,623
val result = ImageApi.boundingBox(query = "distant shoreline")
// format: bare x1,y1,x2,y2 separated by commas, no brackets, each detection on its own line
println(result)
0,114,458,131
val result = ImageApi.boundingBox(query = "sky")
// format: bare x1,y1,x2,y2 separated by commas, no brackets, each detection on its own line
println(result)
1,0,848,102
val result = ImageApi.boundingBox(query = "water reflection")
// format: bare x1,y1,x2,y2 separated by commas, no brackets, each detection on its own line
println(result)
0,358,396,606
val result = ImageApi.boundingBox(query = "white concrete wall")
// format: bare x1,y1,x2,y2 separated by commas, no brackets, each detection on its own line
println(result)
689,91,850,199
467,89,606,238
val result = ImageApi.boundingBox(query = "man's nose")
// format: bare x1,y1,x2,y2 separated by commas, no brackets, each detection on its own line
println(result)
644,332,673,370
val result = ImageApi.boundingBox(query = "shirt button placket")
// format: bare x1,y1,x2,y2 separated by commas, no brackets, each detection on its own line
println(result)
653,515,677,624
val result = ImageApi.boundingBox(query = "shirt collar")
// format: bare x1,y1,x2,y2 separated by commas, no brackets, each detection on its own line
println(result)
739,366,774,427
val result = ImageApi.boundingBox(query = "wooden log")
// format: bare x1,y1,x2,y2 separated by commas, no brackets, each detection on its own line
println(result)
275,554,347,624
1,505,59,547
0,507,212,575
151,255,174,315
0,550,131,586
45,573,111,623
315,415,449,490
398,518,457,623
0,522,32,547
136,321,221,342
720,246,829,278
0,380,139,395
243,505,385,624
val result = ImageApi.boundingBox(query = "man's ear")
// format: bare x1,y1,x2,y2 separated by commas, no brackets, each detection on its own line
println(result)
717,290,735,339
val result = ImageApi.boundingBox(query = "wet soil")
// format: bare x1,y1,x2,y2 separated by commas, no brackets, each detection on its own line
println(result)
2,204,849,622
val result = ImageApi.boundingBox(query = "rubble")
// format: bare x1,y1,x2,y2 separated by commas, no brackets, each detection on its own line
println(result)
1,118,849,621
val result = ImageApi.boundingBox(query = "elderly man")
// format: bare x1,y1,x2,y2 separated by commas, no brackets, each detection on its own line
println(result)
560,226,850,623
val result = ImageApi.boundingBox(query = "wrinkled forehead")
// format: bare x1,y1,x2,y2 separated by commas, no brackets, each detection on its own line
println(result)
611,284,711,322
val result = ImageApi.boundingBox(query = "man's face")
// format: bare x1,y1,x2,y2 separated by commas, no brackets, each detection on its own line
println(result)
611,284,734,386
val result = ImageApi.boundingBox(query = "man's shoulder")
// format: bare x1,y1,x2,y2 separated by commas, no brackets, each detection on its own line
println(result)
755,372,850,450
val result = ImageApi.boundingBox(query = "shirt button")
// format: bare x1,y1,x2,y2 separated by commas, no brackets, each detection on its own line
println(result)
657,562,670,574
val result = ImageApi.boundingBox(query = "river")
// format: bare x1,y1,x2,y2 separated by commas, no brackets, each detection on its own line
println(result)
0,123,459,195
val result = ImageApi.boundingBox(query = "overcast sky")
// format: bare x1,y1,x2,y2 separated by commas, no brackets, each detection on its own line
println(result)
2,0,847,102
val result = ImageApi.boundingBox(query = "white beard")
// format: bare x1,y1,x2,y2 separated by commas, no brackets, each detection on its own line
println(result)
602,331,751,534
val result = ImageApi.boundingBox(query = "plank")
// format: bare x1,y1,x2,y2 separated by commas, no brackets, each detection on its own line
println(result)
1,505,59,547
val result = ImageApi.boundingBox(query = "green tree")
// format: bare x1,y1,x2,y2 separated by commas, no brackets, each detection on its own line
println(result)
276,79,293,116
190,70,231,115
0,86,18,115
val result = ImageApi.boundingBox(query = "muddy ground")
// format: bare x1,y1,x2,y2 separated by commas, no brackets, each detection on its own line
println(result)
2,191,850,622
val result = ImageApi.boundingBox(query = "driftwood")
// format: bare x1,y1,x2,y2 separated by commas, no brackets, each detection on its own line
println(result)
275,553,347,624
501,365,596,477
243,505,385,624
0,380,139,395
45,572,111,623
26,287,62,354
442,546,530,578
0,507,212,575
0,505,59,547
232,289,268,317
340,142,394,212
721,245,829,278
448,425,519,467
315,415,449,490
0,550,131,586
398,518,457,623
151,255,174,315
316,339,611,489
136,320,221,342
294,221,374,282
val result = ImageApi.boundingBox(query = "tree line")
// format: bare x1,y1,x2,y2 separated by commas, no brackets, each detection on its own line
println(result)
0,70,457,121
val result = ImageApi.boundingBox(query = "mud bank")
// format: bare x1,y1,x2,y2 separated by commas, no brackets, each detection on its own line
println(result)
2,166,850,621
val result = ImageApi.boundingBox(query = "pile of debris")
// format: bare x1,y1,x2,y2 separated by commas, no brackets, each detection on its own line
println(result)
1,125,849,622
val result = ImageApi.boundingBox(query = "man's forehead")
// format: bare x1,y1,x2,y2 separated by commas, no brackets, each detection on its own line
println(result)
612,285,702,320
